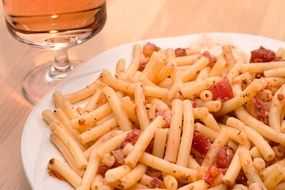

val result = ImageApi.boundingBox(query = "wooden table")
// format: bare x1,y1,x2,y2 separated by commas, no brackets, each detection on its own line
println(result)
1,0,285,189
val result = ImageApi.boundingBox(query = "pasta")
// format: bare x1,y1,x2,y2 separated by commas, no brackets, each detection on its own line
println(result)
42,42,285,189
164,99,183,163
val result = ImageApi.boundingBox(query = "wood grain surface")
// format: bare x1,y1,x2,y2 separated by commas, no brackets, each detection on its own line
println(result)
1,0,285,189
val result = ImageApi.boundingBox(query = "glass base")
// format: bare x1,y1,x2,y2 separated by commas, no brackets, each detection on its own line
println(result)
22,62,77,104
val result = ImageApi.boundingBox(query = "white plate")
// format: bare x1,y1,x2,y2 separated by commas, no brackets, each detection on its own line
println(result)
21,33,285,190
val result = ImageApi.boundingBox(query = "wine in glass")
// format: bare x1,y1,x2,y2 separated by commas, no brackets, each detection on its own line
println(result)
2,0,107,103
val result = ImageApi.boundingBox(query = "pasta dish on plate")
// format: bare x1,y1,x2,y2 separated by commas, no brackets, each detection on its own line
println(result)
41,40,285,190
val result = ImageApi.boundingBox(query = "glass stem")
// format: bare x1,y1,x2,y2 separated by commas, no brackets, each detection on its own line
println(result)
48,48,74,80
53,48,72,72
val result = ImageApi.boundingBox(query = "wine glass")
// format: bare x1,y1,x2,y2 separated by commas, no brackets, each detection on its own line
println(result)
2,0,107,104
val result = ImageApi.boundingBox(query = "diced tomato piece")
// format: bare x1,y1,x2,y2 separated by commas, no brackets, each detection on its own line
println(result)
138,57,149,71
216,147,234,168
121,129,141,148
252,98,269,125
255,90,272,102
175,48,187,57
146,168,162,179
278,94,284,101
209,78,233,102
145,139,154,153
275,57,283,61
97,163,109,177
236,170,247,185
246,90,271,125
150,177,163,188
112,149,125,166
203,166,221,185
192,99,204,108
192,102,198,108
155,110,171,128
48,159,65,181
250,46,276,63
143,42,160,57
78,118,86,125
192,131,211,156
202,51,217,67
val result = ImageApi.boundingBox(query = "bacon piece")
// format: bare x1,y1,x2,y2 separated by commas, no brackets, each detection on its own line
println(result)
150,177,163,188
216,147,234,169
175,48,187,57
209,78,233,102
203,166,221,185
121,129,142,148
250,46,276,63
112,149,125,165
192,131,211,156
97,163,109,177
143,42,160,57
202,51,217,67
